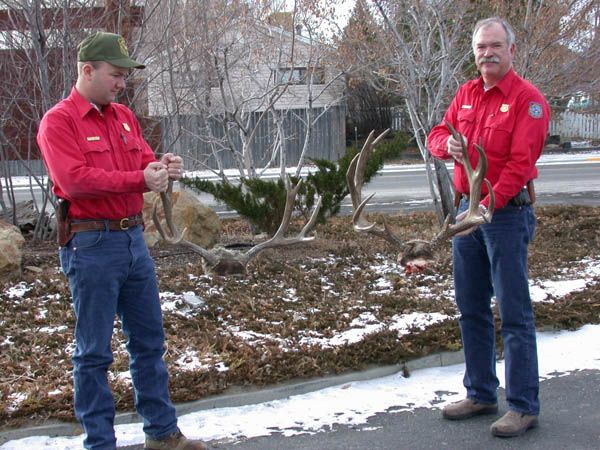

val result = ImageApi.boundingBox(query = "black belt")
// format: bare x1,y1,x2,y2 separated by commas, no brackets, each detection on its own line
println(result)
70,214,144,232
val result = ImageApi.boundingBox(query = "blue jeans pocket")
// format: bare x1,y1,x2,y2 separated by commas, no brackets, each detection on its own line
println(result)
59,246,72,276
71,230,105,250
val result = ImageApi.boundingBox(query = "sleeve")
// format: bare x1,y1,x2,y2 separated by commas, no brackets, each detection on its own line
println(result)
482,90,550,209
37,110,147,200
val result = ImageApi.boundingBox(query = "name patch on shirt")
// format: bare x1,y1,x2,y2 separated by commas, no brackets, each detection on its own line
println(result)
122,122,131,132
500,104,510,113
86,136,100,141
528,102,543,119
461,105,472,109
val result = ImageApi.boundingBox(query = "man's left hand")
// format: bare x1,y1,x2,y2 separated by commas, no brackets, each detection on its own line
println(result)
160,153,184,180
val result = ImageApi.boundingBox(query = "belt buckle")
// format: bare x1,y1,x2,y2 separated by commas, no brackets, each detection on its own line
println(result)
119,218,130,230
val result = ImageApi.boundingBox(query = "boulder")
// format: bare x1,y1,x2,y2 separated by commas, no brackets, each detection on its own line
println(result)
143,189,220,249
0,219,25,278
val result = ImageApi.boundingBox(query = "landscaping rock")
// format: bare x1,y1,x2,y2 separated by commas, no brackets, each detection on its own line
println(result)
143,189,220,249
0,219,25,279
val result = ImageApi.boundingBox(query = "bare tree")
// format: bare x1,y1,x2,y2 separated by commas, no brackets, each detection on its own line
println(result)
144,0,346,182
0,0,86,238
341,0,474,225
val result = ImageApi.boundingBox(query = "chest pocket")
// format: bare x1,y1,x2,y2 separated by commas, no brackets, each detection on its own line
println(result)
457,109,476,135
483,113,515,159
82,140,113,171
122,135,143,170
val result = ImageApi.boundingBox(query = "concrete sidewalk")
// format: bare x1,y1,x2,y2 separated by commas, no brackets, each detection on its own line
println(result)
0,351,465,444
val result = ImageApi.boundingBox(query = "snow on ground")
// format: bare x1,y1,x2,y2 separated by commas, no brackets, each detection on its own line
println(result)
1,325,598,449
1,255,599,448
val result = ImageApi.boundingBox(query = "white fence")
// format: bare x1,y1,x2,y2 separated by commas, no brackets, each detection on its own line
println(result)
549,111,600,140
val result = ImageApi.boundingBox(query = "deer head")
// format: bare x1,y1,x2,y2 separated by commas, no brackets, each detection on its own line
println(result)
153,178,322,276
346,125,494,273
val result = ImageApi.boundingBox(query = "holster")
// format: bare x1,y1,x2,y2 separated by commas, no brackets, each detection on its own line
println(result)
56,198,73,247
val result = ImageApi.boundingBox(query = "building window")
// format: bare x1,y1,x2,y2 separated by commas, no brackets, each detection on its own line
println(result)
274,67,324,85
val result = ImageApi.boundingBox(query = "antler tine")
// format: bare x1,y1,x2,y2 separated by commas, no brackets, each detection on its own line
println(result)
152,180,185,244
347,129,390,209
242,178,323,262
352,193,378,232
346,128,403,248
464,143,489,215
347,131,373,209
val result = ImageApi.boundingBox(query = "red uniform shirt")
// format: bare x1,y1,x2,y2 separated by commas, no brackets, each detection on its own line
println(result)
37,87,157,220
428,69,550,209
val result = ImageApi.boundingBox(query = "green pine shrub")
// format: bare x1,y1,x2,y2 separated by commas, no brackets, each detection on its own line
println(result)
181,132,410,235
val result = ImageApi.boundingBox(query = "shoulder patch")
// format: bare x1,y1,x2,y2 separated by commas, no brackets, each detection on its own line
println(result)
528,102,543,119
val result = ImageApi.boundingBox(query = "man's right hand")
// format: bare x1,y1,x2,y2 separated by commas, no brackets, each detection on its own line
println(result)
447,133,467,162
144,162,169,192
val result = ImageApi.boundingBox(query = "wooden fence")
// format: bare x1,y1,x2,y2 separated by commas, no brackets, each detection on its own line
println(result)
160,105,347,171
1,105,346,177
549,111,600,140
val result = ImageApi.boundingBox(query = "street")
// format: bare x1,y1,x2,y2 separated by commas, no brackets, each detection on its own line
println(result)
9,151,600,216
224,370,600,450
187,151,600,216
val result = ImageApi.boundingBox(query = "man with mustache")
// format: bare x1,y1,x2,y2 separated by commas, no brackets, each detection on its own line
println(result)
427,17,549,437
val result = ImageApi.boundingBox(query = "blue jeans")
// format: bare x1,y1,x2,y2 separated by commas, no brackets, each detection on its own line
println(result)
452,200,539,415
60,225,178,449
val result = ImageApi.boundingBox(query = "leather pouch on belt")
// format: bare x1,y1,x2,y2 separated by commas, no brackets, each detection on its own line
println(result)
56,198,74,247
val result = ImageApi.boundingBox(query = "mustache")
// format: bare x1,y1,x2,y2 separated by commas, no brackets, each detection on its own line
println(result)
479,56,500,64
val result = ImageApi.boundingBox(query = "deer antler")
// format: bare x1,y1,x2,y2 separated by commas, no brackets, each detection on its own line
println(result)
152,180,184,244
346,128,404,248
430,122,495,245
152,178,322,276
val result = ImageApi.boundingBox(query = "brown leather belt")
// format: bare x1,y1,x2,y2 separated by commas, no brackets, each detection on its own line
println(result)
70,214,144,232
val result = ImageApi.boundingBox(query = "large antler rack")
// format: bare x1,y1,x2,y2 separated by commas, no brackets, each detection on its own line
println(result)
346,125,495,272
153,178,322,276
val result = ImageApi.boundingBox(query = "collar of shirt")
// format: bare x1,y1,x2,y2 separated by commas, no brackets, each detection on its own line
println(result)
70,87,115,119
477,68,517,97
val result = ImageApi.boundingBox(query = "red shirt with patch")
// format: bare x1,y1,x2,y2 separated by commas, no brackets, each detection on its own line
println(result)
427,69,550,209
37,87,157,220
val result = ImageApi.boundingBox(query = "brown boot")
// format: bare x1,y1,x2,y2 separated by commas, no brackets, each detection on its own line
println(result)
144,429,208,450
491,410,538,437
442,398,498,420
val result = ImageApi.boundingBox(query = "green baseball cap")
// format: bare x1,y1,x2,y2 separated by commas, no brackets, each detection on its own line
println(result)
77,32,145,69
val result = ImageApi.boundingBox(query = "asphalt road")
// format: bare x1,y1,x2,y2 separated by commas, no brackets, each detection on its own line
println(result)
198,152,600,217
119,369,600,450
10,151,600,216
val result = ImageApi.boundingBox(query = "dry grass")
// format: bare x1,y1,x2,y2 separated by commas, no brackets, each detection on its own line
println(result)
0,205,599,430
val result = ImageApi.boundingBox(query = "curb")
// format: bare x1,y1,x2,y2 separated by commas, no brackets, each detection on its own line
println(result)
0,350,465,444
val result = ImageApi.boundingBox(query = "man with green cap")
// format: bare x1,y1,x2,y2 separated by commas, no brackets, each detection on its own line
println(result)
37,31,207,450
